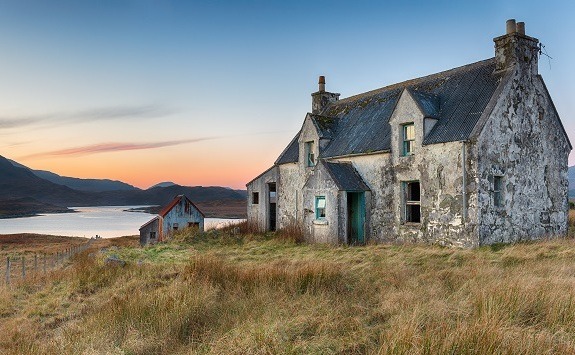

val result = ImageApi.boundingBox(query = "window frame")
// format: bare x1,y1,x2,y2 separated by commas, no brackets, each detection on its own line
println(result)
315,196,326,220
403,181,421,224
493,175,503,208
305,141,316,167
402,123,415,156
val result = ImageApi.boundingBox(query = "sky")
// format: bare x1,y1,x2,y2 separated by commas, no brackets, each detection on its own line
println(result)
0,0,573,189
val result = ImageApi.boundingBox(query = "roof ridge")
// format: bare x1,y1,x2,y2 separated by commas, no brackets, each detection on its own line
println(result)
329,58,495,106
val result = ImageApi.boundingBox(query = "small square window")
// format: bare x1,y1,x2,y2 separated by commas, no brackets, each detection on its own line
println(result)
493,176,503,207
404,181,421,223
402,123,415,156
315,196,326,219
150,232,156,239
305,141,315,167
173,223,179,231
252,192,259,204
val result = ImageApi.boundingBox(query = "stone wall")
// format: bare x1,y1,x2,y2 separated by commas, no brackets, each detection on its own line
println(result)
474,73,571,244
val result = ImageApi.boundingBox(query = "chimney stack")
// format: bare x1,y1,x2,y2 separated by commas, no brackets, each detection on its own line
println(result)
506,19,516,34
318,76,326,92
494,19,539,75
311,75,340,114
516,22,525,35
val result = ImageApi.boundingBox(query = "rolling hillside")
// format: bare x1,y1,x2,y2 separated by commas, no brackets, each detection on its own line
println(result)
1,155,246,217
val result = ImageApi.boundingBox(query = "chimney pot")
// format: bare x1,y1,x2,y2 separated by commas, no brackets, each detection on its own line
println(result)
516,22,525,35
506,19,517,34
318,75,326,92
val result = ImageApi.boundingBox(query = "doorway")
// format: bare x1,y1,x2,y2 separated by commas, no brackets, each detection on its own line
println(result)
268,183,277,231
347,192,365,244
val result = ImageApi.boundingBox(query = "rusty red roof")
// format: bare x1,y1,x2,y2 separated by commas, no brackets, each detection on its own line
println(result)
158,194,205,218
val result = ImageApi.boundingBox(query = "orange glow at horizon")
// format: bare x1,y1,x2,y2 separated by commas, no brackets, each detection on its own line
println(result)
12,135,285,190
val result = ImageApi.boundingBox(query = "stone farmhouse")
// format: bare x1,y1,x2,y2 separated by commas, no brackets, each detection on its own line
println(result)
140,194,204,246
247,20,572,247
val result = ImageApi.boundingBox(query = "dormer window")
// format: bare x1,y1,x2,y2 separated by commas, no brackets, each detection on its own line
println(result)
305,141,315,167
402,123,415,156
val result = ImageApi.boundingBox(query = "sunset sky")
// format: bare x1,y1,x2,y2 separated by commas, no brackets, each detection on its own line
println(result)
1,1,574,189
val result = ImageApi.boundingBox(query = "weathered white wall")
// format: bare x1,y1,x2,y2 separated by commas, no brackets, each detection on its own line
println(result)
246,166,278,231
302,162,340,243
474,73,571,244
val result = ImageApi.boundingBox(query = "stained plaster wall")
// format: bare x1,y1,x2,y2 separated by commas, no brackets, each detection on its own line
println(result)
301,163,341,243
474,72,570,244
388,90,475,247
162,199,204,238
246,166,278,231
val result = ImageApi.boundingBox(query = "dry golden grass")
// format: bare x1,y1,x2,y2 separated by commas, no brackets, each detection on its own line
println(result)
2,228,575,353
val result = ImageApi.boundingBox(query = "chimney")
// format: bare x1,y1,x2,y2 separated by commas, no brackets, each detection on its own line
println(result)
494,19,539,75
311,75,340,114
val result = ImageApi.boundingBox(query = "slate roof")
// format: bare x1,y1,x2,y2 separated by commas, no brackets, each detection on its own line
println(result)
276,58,505,164
323,161,370,191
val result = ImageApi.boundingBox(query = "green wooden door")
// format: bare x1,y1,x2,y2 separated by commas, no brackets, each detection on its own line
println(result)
347,192,365,244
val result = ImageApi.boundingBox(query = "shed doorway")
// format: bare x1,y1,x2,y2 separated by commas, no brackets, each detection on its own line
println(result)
268,183,277,231
347,192,365,244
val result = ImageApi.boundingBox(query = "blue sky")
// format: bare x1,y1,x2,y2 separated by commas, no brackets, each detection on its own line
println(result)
0,1,573,188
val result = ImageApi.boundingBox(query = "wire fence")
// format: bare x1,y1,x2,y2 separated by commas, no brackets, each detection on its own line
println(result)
2,239,93,288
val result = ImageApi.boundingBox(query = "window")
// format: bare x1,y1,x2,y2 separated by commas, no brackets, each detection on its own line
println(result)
315,196,326,219
150,232,156,239
402,123,415,156
493,176,503,207
252,192,259,204
188,222,200,228
173,223,179,231
404,181,421,223
305,141,315,167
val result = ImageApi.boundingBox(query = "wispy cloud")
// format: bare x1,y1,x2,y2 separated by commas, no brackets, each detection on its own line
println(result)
0,105,176,130
21,137,220,159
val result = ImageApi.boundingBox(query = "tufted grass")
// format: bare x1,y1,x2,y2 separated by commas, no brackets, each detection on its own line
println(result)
1,226,575,353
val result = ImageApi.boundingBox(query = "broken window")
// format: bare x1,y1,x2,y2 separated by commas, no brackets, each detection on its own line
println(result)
173,223,179,231
315,196,326,219
252,192,259,204
305,141,315,167
150,232,156,239
493,176,503,207
188,222,200,228
404,181,421,223
402,123,415,156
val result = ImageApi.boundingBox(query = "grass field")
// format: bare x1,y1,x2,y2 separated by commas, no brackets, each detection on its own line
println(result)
0,215,574,354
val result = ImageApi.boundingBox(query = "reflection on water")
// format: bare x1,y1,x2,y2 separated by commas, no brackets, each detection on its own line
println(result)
0,206,244,238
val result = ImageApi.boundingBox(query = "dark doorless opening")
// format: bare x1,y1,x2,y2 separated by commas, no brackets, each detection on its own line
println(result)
268,183,277,231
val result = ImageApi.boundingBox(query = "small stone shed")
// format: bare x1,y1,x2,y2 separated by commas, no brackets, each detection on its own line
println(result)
139,194,204,246
247,20,572,247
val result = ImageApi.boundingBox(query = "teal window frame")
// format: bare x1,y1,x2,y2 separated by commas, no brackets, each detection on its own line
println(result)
305,141,315,167
402,123,415,156
315,196,326,219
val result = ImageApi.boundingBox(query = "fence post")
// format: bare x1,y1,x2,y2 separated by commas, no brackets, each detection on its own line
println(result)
21,256,25,279
34,254,38,273
43,254,47,273
5,257,10,286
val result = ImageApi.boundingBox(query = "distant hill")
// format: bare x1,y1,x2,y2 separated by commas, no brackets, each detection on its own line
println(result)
0,197,72,218
8,159,137,192
149,181,177,189
1,155,247,217
0,155,94,205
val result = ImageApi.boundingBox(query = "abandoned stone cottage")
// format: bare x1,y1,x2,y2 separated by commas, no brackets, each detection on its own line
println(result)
247,20,572,247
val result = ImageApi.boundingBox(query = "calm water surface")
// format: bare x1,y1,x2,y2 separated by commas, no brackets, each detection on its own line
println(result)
0,206,244,238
